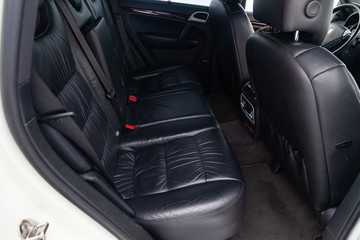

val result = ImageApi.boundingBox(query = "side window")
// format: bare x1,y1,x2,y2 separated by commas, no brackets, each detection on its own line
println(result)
155,0,212,6
246,0,339,12
245,0,254,12
171,0,211,6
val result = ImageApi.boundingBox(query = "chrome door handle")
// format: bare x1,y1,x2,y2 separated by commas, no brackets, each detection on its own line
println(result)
188,11,209,24
18,219,49,240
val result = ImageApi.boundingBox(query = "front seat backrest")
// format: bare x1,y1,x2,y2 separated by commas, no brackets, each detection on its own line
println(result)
210,0,253,99
247,0,360,211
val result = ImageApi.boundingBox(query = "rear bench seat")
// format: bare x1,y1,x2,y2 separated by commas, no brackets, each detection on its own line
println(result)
83,0,203,99
32,0,246,239
65,0,211,128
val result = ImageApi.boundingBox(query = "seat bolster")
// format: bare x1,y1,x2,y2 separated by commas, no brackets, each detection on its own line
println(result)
127,180,246,240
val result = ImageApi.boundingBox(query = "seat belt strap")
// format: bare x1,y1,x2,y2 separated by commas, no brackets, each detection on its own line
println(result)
55,0,123,122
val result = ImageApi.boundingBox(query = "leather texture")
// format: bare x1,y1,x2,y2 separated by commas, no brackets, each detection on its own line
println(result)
82,0,202,99
247,29,360,211
126,91,213,127
32,1,246,239
128,181,245,240
253,0,333,45
33,0,121,173
129,65,202,99
210,0,253,98
65,0,212,126
114,127,242,199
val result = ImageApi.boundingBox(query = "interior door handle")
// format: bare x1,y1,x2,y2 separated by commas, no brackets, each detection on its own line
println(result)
188,11,209,24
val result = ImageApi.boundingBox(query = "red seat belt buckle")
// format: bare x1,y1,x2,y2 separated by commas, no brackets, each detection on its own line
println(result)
125,124,135,130
129,95,137,102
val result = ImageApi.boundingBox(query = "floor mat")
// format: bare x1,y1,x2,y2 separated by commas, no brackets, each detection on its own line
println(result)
212,93,321,239
221,120,272,166
231,164,321,240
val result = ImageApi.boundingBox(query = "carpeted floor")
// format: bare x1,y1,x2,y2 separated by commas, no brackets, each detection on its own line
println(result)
207,92,241,123
208,93,321,239
220,120,272,166
231,164,321,240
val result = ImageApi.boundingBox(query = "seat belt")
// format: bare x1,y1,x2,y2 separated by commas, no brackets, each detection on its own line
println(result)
32,70,117,188
106,0,138,71
55,0,123,122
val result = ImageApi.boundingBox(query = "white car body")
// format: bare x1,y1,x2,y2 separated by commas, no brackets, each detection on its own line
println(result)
0,0,359,239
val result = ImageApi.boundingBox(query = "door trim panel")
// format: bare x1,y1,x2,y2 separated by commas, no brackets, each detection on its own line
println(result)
123,7,189,21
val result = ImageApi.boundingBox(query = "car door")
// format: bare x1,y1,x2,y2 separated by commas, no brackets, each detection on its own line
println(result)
116,0,213,91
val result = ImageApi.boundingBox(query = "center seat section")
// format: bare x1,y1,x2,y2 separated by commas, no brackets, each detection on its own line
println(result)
76,0,202,100
63,0,214,127
32,1,246,239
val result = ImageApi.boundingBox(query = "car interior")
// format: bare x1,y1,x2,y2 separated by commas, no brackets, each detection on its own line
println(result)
2,0,360,239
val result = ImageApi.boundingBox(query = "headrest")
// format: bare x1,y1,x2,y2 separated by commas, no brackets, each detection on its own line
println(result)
253,0,334,45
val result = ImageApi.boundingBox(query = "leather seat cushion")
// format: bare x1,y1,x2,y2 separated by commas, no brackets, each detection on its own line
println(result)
113,127,242,198
128,66,202,99
126,91,213,127
111,122,246,240
128,180,245,240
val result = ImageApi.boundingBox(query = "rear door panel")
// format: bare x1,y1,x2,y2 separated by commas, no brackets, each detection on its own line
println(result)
118,0,213,90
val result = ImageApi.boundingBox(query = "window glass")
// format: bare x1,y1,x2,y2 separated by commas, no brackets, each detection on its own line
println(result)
155,0,211,6
245,0,340,13
172,0,211,6
245,0,254,12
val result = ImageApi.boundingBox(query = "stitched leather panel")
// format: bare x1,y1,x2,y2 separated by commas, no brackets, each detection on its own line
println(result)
33,0,118,170
112,128,242,199
128,66,202,98
126,91,213,127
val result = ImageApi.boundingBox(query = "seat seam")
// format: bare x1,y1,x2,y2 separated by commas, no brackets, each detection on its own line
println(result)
309,65,346,82
80,101,96,131
193,136,207,182
163,143,169,191
132,151,138,198
56,69,77,98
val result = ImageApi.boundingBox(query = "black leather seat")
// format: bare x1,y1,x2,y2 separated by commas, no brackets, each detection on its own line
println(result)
82,0,202,99
32,0,246,239
65,0,213,127
247,0,360,211
209,0,253,99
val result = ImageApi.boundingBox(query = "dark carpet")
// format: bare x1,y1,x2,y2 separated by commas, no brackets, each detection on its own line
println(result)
207,92,241,123
231,164,321,240
210,92,320,240
220,120,272,166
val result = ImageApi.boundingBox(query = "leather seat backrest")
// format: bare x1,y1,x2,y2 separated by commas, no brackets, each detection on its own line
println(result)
33,0,121,173
247,0,360,211
64,0,129,119
210,0,253,98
